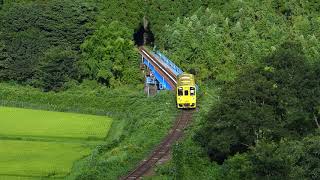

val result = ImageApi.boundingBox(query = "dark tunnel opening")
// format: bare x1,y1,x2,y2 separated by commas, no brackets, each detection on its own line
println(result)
133,23,155,46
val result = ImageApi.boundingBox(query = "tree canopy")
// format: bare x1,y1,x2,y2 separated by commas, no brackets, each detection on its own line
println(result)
0,0,97,90
79,21,141,87
196,42,320,177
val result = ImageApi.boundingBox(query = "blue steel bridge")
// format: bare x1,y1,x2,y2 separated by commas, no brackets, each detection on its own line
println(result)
139,46,184,91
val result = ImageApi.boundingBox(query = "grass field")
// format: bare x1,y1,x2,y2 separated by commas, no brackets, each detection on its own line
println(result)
0,106,113,179
0,140,91,177
0,107,112,139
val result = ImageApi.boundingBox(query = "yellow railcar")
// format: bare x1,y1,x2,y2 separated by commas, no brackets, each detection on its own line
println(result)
176,73,196,109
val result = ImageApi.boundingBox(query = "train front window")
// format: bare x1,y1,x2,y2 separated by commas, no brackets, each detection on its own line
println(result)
184,90,189,96
190,87,195,96
178,88,183,96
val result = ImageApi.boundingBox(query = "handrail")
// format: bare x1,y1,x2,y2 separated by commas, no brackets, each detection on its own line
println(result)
140,47,177,89
155,51,183,76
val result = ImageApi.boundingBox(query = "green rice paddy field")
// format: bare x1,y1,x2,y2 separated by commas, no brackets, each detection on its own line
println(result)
0,106,113,179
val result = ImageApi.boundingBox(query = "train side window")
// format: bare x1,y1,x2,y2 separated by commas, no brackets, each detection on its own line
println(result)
178,88,183,96
190,87,195,96
185,90,189,96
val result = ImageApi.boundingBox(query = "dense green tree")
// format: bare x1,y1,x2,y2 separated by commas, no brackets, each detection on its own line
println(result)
221,134,320,179
265,43,320,135
158,7,285,82
1,28,47,82
98,0,217,44
299,134,320,179
249,140,305,179
157,1,320,83
37,47,79,91
221,154,254,180
79,21,141,87
248,134,320,179
0,0,97,88
99,0,145,30
196,42,320,163
0,40,9,79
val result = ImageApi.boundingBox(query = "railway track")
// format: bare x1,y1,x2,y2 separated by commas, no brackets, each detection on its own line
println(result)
139,47,177,89
121,110,194,179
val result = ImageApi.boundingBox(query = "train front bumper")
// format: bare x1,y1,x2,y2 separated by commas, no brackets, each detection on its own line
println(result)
178,103,196,109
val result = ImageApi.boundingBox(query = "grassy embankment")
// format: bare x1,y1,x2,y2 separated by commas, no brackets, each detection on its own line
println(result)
0,82,178,179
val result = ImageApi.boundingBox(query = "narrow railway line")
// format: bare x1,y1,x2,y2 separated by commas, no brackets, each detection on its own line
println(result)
121,110,194,179
121,47,195,179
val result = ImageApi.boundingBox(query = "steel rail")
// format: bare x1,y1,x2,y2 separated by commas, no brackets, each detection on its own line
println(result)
121,47,194,179
121,110,194,179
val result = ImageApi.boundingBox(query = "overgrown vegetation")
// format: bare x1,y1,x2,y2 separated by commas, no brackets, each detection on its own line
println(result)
0,83,177,179
0,0,98,91
157,1,320,82
195,42,320,178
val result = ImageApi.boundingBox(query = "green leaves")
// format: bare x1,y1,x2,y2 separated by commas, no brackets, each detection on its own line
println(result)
221,154,253,180
197,42,320,165
0,40,10,79
79,21,141,87
38,47,79,91
249,139,305,179
156,1,320,84
221,135,320,179
0,0,97,89
301,135,320,179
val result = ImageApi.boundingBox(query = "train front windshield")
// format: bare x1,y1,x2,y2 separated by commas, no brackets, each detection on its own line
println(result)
178,87,183,96
190,87,195,96
178,87,196,96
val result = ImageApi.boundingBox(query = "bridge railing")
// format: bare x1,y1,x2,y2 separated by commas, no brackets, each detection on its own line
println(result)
152,51,183,76
154,51,200,91
141,47,199,91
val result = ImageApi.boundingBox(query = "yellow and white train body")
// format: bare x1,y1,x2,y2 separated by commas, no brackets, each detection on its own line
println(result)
176,73,196,109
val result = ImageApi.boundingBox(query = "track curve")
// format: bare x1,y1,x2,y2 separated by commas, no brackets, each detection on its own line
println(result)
121,110,194,179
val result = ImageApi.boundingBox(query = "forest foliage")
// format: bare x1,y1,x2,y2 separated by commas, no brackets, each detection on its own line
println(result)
196,42,320,177
79,21,141,87
157,1,320,82
0,0,97,90
1,0,320,89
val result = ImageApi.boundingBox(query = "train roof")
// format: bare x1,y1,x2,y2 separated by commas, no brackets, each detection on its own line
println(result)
177,73,195,87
